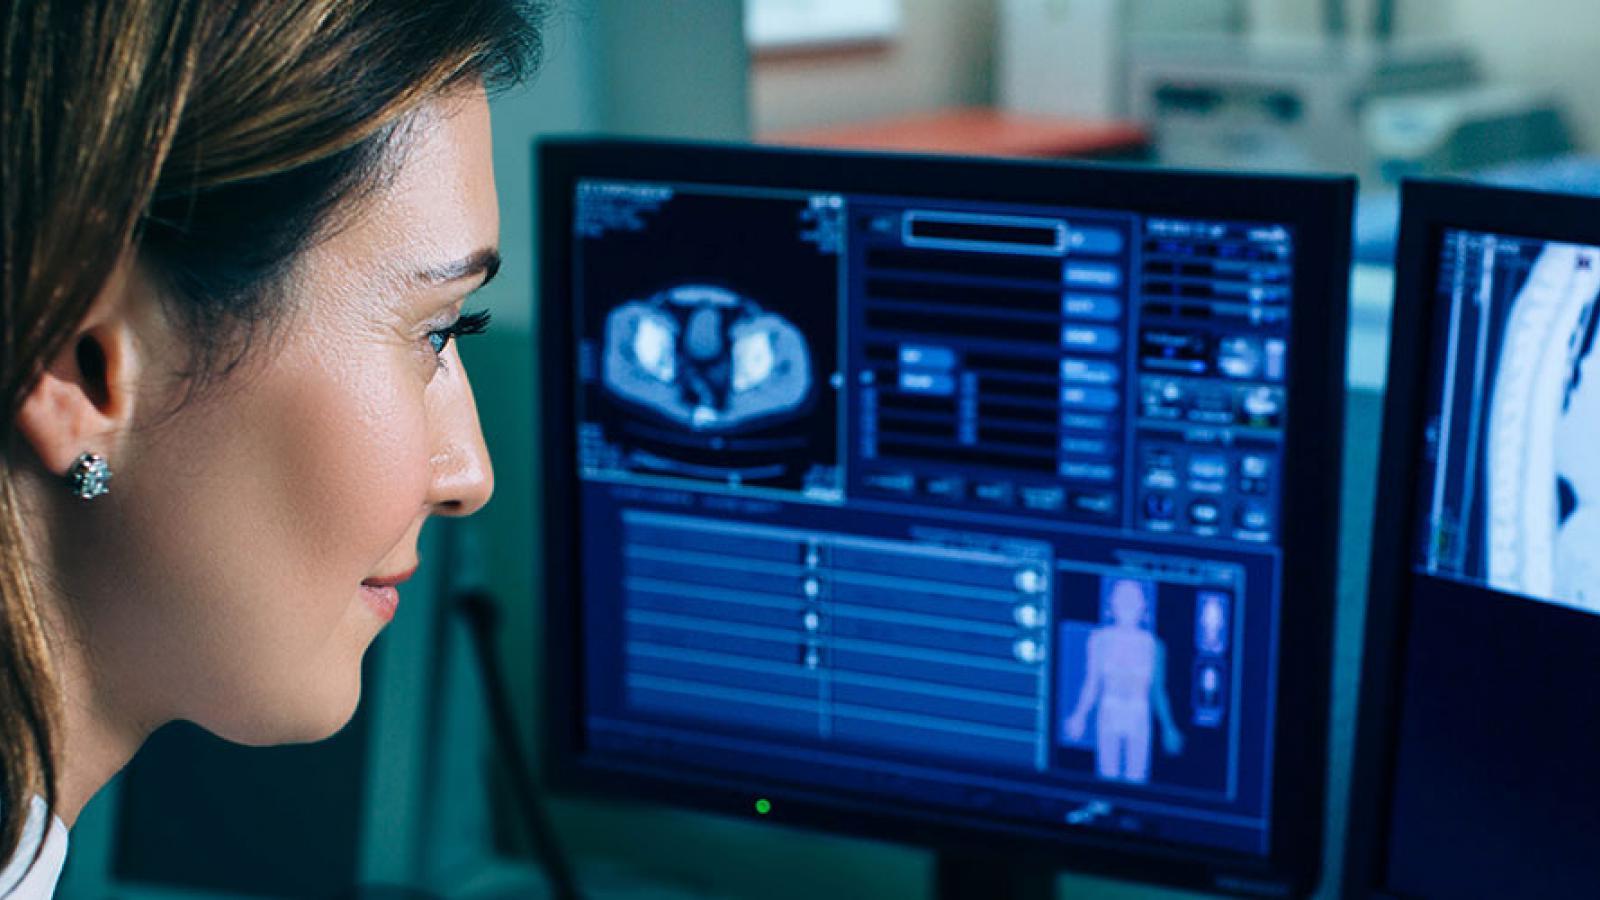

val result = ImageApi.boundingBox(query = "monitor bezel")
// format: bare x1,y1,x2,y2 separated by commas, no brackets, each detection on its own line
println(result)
1344,178,1600,899
539,137,1353,897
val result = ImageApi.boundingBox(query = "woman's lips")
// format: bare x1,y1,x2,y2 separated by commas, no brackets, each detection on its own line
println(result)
360,566,414,621
361,584,400,621
361,565,417,588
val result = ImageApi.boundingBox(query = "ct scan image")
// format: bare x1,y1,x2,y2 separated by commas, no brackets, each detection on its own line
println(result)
575,184,843,498
1485,242,1600,612
1424,234,1600,615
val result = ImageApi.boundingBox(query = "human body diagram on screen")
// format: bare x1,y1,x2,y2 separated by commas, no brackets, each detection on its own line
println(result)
1061,578,1185,784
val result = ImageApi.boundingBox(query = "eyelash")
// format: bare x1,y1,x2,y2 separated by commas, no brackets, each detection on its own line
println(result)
427,309,492,360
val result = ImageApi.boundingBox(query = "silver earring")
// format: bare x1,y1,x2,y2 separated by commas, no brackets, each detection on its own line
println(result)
66,452,112,501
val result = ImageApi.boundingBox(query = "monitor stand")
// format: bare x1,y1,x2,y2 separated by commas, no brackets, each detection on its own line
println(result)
934,852,1055,900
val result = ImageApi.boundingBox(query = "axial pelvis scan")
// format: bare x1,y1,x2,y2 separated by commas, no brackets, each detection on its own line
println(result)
577,185,842,497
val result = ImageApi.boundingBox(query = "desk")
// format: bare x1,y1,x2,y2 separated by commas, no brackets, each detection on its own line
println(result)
760,107,1149,160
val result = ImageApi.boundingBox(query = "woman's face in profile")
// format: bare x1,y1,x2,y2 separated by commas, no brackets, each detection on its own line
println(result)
72,89,497,744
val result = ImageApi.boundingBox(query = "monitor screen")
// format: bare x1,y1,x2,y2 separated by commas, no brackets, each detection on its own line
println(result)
542,140,1350,895
1414,229,1599,613
1352,182,1600,899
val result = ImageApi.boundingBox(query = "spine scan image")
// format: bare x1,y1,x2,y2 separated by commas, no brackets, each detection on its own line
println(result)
1553,279,1599,610
1485,244,1600,613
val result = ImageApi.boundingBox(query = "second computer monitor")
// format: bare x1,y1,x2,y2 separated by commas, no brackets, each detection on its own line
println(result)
541,139,1353,896
1348,179,1600,899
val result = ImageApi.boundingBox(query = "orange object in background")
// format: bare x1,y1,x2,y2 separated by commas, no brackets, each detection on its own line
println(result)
760,106,1149,160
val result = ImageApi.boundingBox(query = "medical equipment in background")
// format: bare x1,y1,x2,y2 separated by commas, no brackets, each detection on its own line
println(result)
1124,35,1574,186
1126,37,1480,180
998,0,1243,120
1364,85,1572,183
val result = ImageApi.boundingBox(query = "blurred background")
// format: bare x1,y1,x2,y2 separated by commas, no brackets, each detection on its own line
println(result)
55,1,1600,897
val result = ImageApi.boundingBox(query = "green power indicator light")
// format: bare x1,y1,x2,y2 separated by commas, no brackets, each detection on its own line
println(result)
755,798,772,815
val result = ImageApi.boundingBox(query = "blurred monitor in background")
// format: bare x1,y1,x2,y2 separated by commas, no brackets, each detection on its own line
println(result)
1348,179,1600,899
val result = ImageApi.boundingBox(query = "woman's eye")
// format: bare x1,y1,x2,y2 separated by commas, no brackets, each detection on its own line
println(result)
427,308,493,358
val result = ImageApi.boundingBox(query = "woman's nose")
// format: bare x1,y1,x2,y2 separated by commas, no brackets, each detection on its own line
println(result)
426,348,494,517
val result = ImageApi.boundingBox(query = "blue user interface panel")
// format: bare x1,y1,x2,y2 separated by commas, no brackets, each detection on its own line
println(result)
571,180,1293,855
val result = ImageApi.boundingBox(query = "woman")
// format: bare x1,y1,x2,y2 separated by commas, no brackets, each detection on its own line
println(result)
0,1,541,892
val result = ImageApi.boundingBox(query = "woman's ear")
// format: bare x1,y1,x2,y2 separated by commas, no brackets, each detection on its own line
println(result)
13,259,145,480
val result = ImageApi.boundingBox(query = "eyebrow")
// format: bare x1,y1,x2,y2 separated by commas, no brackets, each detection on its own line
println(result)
418,247,501,289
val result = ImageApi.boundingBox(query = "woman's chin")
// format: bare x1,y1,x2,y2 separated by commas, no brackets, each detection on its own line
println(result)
203,677,364,747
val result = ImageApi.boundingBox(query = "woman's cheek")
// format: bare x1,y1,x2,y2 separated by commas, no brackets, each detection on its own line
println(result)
287,352,431,553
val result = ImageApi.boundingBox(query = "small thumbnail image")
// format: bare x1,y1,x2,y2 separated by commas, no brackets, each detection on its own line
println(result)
1052,574,1230,794
578,188,842,496
1057,578,1180,786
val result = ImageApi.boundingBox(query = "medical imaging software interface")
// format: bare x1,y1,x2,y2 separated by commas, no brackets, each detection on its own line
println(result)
1416,230,1600,615
570,179,1295,854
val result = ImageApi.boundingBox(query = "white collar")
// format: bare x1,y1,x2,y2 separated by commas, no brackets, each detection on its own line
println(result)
0,796,68,899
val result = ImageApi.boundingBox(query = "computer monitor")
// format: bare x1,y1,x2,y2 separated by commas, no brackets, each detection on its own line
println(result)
1347,180,1600,898
539,138,1353,898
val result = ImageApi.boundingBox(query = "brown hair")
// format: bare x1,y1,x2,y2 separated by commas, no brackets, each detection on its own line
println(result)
1,0,540,871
